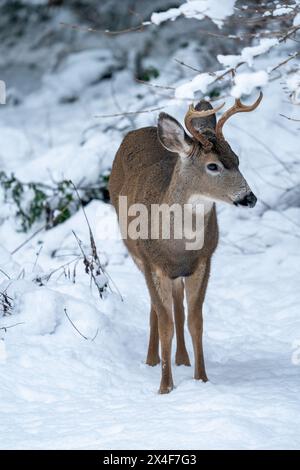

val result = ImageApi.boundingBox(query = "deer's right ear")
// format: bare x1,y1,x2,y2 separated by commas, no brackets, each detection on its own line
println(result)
157,112,194,158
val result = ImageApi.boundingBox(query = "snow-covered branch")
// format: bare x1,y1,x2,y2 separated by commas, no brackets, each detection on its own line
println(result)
151,0,237,28
151,0,300,101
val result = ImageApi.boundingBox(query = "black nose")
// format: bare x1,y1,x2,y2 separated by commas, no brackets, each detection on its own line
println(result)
235,192,257,208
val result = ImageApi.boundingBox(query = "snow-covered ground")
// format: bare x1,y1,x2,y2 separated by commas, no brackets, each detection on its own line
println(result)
0,5,300,450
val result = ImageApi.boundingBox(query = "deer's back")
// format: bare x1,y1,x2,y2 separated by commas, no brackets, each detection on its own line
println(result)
109,126,177,210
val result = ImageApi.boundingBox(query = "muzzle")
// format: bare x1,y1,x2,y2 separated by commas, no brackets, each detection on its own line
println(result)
234,191,257,208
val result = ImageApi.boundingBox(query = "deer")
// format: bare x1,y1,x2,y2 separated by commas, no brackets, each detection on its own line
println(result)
109,92,262,394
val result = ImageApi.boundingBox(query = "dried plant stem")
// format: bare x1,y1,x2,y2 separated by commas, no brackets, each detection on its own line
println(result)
64,307,98,341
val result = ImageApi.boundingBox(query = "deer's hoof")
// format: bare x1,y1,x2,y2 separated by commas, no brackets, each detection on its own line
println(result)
194,373,208,382
146,355,160,366
175,350,191,367
158,384,174,394
158,379,174,394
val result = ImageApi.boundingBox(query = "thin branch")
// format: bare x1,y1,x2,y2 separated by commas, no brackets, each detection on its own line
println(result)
11,225,45,255
0,268,10,280
94,106,166,118
10,204,73,256
59,21,148,36
279,24,300,42
36,257,81,284
174,58,203,73
135,78,175,90
270,52,300,72
32,244,43,272
64,307,98,341
0,322,24,332
279,113,300,122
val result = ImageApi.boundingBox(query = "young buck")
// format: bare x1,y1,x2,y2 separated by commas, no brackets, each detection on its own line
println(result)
109,93,262,393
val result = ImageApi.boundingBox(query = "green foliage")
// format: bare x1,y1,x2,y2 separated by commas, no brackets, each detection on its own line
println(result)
139,65,160,82
208,87,221,98
0,171,110,232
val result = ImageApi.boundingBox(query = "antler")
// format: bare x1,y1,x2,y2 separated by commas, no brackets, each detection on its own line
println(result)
216,91,263,140
184,102,225,151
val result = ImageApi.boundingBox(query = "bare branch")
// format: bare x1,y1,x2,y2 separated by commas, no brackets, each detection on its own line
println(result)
64,307,98,341
11,225,45,256
174,59,203,73
0,322,24,332
270,52,300,72
135,78,175,90
94,106,166,118
279,113,300,122
0,268,10,280
59,21,148,36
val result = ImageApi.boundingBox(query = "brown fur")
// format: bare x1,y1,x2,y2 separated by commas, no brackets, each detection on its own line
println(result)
109,104,257,393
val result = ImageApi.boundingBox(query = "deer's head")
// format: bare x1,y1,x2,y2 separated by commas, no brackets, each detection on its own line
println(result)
157,93,262,208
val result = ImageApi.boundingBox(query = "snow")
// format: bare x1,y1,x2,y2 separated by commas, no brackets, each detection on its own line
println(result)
151,0,236,28
293,12,300,26
285,70,300,104
231,71,269,98
175,72,217,99
15,135,114,186
0,2,300,451
30,50,120,106
218,38,279,68
273,7,293,16
175,38,279,101
1,191,300,449
151,8,182,25
0,127,32,170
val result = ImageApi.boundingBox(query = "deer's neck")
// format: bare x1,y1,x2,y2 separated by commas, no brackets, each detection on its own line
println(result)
163,159,214,216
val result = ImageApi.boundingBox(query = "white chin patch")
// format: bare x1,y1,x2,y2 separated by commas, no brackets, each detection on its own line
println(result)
187,194,214,214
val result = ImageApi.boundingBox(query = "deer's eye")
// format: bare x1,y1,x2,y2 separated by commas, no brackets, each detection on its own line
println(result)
206,163,219,172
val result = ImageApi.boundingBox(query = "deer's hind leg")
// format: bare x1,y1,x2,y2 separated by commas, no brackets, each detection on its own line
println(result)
146,305,160,366
131,254,160,367
145,267,174,394
173,278,190,366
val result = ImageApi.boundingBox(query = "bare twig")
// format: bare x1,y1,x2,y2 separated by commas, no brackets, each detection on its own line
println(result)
59,21,147,36
279,113,300,122
270,52,300,72
11,204,73,256
0,268,10,280
11,225,45,256
32,244,44,272
279,24,300,43
135,78,175,90
64,307,98,341
0,322,24,332
95,106,166,118
174,59,203,73
35,256,81,284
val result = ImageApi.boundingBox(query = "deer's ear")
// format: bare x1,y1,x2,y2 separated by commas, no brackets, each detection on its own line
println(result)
157,112,193,158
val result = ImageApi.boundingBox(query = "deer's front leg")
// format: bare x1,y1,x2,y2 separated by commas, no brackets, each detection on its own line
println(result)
185,259,210,382
151,270,174,394
173,278,190,366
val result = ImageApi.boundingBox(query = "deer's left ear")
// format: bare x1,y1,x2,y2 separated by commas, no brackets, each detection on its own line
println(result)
158,112,194,158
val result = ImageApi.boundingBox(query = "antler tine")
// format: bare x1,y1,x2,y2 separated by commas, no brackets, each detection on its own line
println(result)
216,91,263,140
184,102,225,151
